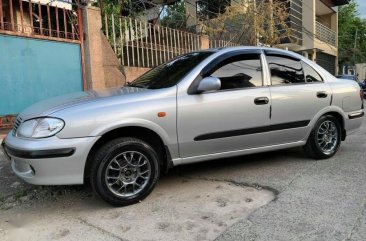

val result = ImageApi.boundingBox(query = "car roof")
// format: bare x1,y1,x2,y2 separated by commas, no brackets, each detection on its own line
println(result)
210,46,304,59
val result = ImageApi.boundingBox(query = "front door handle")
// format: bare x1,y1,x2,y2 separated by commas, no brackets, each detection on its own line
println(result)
254,97,269,105
317,91,328,98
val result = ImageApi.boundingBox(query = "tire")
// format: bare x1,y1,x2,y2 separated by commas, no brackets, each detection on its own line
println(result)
304,115,342,159
90,137,160,206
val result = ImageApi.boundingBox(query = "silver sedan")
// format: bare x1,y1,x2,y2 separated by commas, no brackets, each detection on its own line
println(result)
2,47,364,206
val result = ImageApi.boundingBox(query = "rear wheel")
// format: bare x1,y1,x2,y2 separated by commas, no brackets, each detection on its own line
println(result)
90,137,160,206
304,115,341,159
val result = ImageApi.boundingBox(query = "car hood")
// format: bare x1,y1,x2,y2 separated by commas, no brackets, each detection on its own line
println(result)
19,87,148,120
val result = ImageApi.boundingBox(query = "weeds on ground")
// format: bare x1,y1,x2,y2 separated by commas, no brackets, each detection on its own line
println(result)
14,189,27,200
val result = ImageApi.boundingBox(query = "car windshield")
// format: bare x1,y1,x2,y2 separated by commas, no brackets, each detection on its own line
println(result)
126,51,214,89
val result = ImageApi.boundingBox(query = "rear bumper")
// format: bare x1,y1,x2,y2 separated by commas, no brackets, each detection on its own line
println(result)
3,133,99,185
348,111,364,119
345,110,364,135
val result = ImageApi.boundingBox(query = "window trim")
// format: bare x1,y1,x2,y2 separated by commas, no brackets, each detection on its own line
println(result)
188,50,265,95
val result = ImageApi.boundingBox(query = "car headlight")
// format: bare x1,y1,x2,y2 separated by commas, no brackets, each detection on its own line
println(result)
16,118,65,138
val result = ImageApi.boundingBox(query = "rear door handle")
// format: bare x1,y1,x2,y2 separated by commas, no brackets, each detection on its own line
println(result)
317,91,328,98
254,97,269,105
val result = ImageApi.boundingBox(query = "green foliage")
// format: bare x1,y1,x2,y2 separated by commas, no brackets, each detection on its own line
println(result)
14,189,27,200
339,0,366,67
101,0,122,15
196,0,231,20
160,1,187,30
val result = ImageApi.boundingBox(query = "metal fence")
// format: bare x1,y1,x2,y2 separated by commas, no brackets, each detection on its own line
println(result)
0,0,81,42
104,15,203,68
315,21,336,47
209,39,240,48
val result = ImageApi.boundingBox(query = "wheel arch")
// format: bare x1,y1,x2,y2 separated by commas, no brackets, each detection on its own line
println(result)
306,107,347,142
317,110,346,141
84,126,173,180
325,111,345,137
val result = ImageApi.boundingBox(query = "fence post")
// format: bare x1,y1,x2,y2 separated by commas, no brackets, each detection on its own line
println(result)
111,14,116,53
200,35,209,50
9,0,14,31
47,5,51,36
119,18,124,66
29,0,33,34
38,2,43,35
0,0,3,30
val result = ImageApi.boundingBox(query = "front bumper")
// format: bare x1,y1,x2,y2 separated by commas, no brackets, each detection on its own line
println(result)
2,132,99,185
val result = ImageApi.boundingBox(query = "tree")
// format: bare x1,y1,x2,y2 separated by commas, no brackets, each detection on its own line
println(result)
200,0,293,46
160,1,187,30
338,0,366,68
196,0,231,20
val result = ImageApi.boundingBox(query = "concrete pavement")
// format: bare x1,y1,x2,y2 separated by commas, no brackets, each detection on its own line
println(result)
172,118,366,241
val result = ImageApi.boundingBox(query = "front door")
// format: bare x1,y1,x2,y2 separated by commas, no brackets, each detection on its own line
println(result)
177,52,271,158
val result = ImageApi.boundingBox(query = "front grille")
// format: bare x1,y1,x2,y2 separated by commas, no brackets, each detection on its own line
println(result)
13,116,23,133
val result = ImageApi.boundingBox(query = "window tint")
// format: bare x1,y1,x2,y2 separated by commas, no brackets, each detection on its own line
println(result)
302,61,323,82
130,51,214,89
209,54,263,90
267,55,305,85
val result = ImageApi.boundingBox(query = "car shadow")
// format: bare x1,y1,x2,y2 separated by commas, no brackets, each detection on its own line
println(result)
166,147,308,178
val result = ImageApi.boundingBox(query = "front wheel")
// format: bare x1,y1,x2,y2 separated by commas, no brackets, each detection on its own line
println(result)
304,115,341,159
90,137,160,206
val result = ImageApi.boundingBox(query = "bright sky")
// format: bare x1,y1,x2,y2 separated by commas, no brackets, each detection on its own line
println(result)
355,0,366,19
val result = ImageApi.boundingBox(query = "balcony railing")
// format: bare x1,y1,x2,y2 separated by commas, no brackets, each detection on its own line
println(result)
315,21,336,47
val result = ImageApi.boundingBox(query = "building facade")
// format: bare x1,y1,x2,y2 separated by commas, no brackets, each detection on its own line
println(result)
278,0,349,75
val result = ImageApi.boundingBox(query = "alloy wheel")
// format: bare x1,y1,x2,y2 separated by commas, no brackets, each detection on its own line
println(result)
104,151,151,197
316,120,338,155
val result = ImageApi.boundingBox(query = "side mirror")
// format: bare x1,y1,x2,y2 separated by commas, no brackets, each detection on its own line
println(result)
197,77,221,93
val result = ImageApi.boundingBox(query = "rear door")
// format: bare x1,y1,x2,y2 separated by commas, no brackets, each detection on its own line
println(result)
265,51,332,144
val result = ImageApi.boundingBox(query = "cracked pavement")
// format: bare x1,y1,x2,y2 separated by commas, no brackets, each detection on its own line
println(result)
0,117,365,241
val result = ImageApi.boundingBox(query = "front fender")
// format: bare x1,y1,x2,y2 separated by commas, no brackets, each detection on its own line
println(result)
90,118,172,146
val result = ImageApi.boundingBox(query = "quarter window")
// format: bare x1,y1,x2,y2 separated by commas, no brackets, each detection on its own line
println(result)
302,61,323,82
209,54,263,90
267,55,305,85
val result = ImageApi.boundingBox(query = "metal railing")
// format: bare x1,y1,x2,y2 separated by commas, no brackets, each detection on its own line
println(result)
0,0,80,42
104,15,202,68
315,21,336,47
209,39,239,48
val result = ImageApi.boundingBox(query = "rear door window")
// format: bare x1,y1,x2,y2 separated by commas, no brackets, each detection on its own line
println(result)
266,55,305,85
